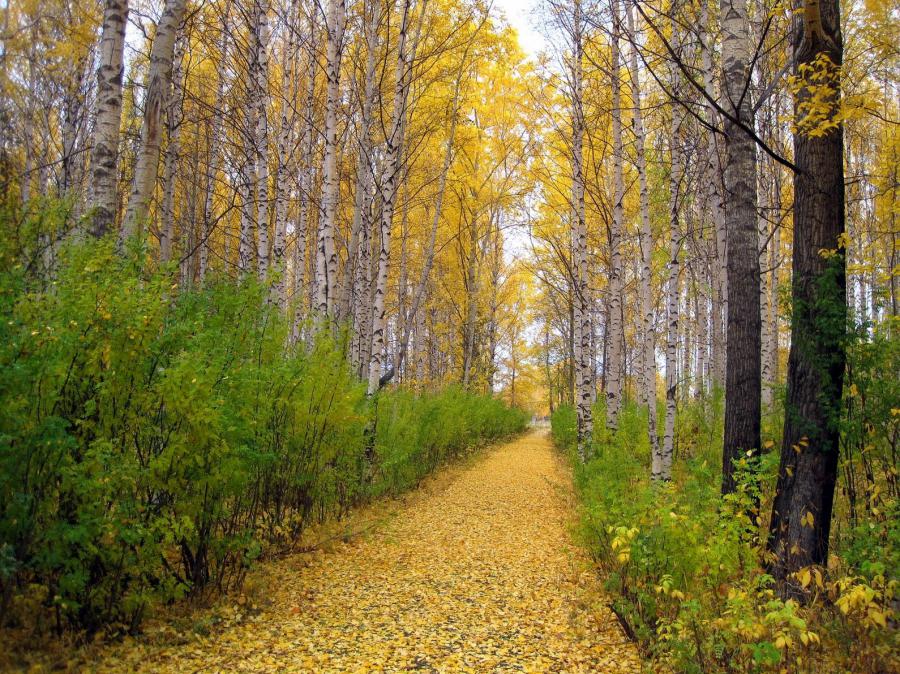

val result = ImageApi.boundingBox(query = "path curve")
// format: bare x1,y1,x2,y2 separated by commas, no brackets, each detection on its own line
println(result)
95,431,639,673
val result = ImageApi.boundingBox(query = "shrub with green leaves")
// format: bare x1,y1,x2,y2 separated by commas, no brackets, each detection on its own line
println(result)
552,389,898,673
0,210,526,635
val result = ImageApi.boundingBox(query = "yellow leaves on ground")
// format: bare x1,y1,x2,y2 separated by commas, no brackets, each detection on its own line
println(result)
86,432,638,673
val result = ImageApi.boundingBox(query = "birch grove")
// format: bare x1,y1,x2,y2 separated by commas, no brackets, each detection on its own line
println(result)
3,0,896,636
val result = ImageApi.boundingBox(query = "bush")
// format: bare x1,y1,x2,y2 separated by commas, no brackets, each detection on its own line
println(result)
551,389,899,673
0,213,526,636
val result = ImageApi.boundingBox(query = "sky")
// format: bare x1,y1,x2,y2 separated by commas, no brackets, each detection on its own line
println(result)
492,0,548,60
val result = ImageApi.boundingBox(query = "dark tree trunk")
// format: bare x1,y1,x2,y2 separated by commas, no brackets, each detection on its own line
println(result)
720,0,761,495
768,0,846,591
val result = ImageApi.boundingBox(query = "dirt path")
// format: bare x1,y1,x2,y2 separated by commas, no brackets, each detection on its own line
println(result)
93,431,639,673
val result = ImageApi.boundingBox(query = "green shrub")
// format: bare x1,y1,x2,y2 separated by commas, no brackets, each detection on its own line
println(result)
550,404,576,452
554,390,899,673
0,210,526,635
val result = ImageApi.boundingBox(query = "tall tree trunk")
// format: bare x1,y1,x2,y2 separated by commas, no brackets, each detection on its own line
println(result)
341,0,381,328
123,0,188,240
159,34,185,263
253,0,271,282
627,0,659,464
720,0,762,495
273,0,299,308
768,0,846,589
367,0,413,395
570,0,593,458
659,14,683,482
292,10,320,340
199,0,232,282
606,0,625,431
317,0,346,317
700,0,728,390
88,0,129,237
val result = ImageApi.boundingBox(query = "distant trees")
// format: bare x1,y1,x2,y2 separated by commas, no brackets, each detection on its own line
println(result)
0,0,536,400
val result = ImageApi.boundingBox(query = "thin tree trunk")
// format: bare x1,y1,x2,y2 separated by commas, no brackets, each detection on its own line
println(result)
159,34,185,263
367,0,413,395
341,0,381,328
88,0,129,237
273,0,299,308
570,0,593,457
700,0,727,389
123,0,187,240
199,0,232,282
659,15,683,482
253,0,271,282
606,0,625,431
317,0,346,317
627,2,660,460
394,60,462,373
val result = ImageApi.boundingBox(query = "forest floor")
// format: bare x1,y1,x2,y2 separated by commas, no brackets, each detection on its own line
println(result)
25,432,640,673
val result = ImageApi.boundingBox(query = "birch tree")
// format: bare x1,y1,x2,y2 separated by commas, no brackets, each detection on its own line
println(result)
568,0,593,457
122,0,188,240
626,1,659,467
88,0,129,237
316,0,346,317
367,0,414,395
605,0,625,431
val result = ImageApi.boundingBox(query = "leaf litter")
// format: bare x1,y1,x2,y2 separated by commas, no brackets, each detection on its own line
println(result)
74,432,641,673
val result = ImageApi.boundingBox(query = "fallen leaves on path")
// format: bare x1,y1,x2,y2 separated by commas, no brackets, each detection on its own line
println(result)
91,432,640,673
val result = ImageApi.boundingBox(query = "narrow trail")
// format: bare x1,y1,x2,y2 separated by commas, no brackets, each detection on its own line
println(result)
95,432,639,673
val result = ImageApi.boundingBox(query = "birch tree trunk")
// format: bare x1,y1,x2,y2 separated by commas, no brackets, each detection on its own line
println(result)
570,0,593,458
122,0,187,240
627,2,659,455
88,0,129,238
606,0,625,431
272,0,299,308
342,0,381,327
199,0,232,282
292,10,320,340
317,0,346,317
659,13,683,483
367,0,412,395
253,0,271,282
720,0,762,495
700,0,728,390
159,35,185,263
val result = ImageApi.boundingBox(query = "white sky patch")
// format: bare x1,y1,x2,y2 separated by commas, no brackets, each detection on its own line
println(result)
492,0,547,60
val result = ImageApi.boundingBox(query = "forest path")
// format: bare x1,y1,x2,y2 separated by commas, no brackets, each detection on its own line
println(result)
95,432,639,673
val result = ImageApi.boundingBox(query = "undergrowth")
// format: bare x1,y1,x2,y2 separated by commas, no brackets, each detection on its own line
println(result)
0,206,527,638
552,376,898,673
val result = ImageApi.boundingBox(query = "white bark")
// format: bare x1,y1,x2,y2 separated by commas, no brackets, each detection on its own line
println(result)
199,0,232,282
343,0,382,328
368,0,413,395
626,2,659,464
253,0,271,282
89,0,129,237
123,0,188,240
570,0,593,458
700,0,727,389
317,0,346,317
659,15,684,483
160,34,185,263
606,0,625,431
273,0,300,308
